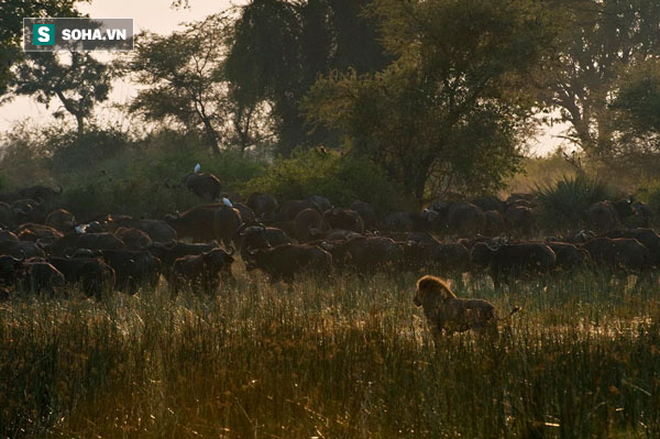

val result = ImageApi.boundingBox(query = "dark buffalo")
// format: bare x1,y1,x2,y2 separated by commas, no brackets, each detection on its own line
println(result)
183,172,222,201
213,205,242,249
280,199,321,222
471,195,504,213
605,228,660,266
447,203,485,236
115,227,153,251
45,209,76,233
16,223,63,245
0,230,18,242
0,202,17,228
47,257,116,298
245,244,332,282
17,185,62,206
165,205,217,242
109,217,177,243
151,241,221,286
323,208,364,234
12,198,48,224
470,241,556,287
587,201,619,232
546,242,591,271
18,259,66,297
320,236,402,273
0,254,25,286
401,234,469,273
350,201,378,230
582,237,652,272
505,205,535,236
309,195,332,213
100,250,161,294
172,248,235,296
237,226,293,254
483,210,505,236
247,193,279,220
233,202,258,227
49,233,126,256
0,240,46,258
381,211,414,232
294,208,324,243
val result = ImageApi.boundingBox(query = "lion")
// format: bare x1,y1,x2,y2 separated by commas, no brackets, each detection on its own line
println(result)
413,275,519,336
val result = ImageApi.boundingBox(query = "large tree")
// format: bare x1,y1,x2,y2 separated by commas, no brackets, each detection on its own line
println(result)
130,14,271,154
536,0,660,161
0,0,82,98
9,51,114,134
304,0,552,202
224,0,390,155
608,59,660,173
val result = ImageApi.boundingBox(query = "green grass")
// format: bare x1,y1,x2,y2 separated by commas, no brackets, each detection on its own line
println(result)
2,269,660,438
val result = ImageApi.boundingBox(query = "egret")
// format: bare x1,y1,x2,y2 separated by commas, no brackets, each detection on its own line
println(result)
193,163,201,174
222,197,233,207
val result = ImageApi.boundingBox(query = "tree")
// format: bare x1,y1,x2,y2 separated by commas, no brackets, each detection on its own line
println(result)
536,0,660,161
9,51,113,134
130,14,271,154
0,0,82,97
224,0,389,155
609,59,660,173
304,0,552,202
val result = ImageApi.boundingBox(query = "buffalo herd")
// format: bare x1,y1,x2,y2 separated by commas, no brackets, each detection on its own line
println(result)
0,182,658,299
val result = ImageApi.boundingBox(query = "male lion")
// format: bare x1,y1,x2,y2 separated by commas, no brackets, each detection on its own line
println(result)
414,275,519,336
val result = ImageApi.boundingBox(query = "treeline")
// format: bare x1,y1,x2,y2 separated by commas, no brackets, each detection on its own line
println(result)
1,0,660,208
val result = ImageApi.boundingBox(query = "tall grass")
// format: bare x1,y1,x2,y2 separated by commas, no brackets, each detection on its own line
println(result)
1,270,660,438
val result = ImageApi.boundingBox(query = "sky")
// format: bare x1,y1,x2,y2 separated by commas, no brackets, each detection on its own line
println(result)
0,0,568,156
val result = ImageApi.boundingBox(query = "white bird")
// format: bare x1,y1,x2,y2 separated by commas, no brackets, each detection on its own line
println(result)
75,224,87,234
222,197,233,207
193,163,201,174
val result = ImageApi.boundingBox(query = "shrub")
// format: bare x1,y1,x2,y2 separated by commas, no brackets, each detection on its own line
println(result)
244,148,408,212
535,174,615,231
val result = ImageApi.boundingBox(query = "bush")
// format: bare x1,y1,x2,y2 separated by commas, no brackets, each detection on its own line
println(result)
535,174,615,231
244,148,409,212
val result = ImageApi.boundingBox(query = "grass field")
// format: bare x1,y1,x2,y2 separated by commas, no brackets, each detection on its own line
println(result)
2,268,660,438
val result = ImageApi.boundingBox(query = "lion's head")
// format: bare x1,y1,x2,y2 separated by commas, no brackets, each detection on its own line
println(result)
414,275,456,306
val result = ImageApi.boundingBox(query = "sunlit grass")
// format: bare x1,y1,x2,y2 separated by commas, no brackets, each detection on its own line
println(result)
1,270,660,438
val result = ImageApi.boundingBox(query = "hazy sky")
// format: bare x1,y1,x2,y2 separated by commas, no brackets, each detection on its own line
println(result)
0,0,568,155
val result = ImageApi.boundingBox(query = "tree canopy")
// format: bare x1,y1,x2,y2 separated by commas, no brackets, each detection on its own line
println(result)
10,52,114,134
224,0,390,155
0,0,82,97
130,14,272,154
536,0,660,162
304,0,553,201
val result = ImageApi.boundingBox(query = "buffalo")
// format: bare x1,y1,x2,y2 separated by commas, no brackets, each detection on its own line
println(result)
294,208,324,243
183,172,222,201
245,244,332,282
47,256,116,298
172,248,235,296
323,208,364,233
49,233,126,256
100,249,162,294
115,227,153,251
320,236,402,273
246,193,278,220
470,241,556,287
45,208,76,233
582,237,652,272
